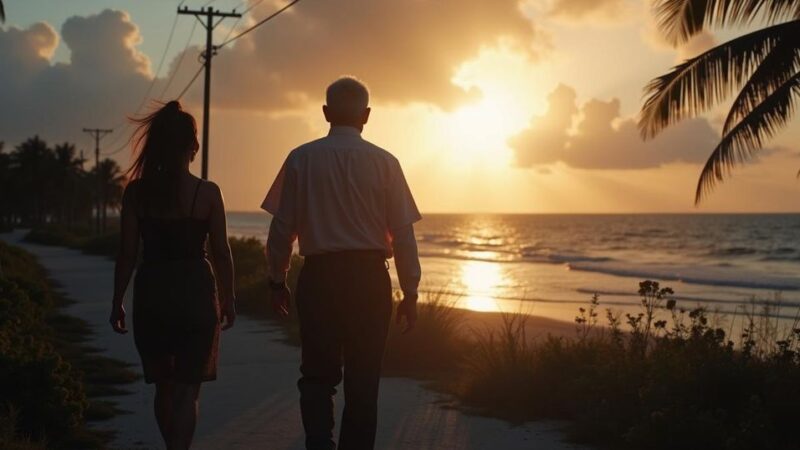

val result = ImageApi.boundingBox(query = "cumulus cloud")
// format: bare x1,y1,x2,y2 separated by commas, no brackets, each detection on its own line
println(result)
510,84,720,169
1,1,545,146
0,9,152,145
547,0,631,22
179,0,544,111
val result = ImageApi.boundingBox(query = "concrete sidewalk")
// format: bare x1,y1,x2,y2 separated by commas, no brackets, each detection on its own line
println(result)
1,230,588,450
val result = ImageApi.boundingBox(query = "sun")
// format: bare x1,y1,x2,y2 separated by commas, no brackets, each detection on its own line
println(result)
442,43,550,168
443,98,523,167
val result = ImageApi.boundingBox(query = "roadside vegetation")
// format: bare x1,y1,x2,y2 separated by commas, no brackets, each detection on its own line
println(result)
24,229,800,449
0,241,137,449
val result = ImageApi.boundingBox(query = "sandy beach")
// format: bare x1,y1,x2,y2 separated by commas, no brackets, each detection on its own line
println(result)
1,230,588,450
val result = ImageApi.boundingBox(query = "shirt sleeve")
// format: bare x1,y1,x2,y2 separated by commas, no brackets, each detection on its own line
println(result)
261,157,296,228
263,156,298,281
386,160,422,231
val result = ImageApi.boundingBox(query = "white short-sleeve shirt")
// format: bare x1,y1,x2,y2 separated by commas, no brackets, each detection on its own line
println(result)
261,126,422,257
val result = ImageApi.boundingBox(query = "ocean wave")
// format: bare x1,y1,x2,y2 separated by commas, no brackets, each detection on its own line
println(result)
708,246,759,256
568,261,800,291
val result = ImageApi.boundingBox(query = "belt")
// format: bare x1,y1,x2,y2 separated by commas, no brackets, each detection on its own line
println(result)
304,250,386,263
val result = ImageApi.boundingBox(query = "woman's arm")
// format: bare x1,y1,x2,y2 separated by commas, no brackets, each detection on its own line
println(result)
208,182,236,330
110,183,140,334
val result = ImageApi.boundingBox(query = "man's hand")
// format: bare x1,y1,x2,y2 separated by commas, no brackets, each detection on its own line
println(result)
109,303,128,334
271,285,291,318
396,293,418,334
220,298,237,330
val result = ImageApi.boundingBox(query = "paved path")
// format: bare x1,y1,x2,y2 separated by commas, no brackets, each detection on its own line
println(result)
1,231,588,450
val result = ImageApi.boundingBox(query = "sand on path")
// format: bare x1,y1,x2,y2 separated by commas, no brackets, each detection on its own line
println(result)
1,231,589,450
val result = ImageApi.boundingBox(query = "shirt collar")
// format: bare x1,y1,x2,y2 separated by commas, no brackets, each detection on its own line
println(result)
328,126,362,137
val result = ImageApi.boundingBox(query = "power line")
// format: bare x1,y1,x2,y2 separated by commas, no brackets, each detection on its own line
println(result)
177,5,242,180
219,0,265,45
216,0,302,49
102,1,189,154
157,19,199,100
177,64,205,100
128,12,181,121
242,0,266,14
103,61,203,158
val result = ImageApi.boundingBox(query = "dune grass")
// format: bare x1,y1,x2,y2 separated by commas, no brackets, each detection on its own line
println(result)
456,281,800,449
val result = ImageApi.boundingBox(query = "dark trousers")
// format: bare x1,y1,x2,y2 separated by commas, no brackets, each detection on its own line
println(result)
295,251,393,450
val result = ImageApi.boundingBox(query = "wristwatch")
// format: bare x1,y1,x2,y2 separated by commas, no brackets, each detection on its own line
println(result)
268,278,287,290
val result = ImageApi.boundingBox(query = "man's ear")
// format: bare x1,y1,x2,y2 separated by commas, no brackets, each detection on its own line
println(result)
322,105,332,123
362,107,371,125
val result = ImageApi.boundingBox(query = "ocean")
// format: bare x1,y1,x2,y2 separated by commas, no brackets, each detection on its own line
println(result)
228,212,800,325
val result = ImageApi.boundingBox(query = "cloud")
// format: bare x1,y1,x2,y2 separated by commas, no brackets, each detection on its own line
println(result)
675,31,716,60
547,0,631,22
642,1,717,60
510,84,721,169
178,0,544,111
0,10,152,145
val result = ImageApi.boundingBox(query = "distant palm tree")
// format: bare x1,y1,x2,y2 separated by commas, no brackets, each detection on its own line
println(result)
53,143,86,226
12,136,55,225
0,1,5,23
640,1,800,203
93,158,125,232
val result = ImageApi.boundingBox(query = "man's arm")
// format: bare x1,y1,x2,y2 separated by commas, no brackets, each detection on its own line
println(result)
262,156,298,317
391,223,421,299
391,223,421,333
266,216,296,283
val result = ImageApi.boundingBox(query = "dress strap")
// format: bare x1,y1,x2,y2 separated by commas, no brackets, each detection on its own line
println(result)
189,179,202,217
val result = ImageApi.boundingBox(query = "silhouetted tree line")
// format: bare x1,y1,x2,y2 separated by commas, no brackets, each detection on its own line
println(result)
0,136,125,232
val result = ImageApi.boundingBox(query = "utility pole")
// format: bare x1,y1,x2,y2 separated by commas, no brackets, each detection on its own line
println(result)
177,6,241,180
82,128,113,234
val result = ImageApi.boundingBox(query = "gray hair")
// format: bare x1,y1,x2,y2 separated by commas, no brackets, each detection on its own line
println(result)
326,76,370,120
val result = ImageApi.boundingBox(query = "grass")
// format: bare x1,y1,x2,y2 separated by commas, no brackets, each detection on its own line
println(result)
24,227,800,449
455,282,800,450
0,240,138,449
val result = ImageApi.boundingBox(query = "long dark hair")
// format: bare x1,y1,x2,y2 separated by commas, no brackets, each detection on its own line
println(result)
127,100,199,215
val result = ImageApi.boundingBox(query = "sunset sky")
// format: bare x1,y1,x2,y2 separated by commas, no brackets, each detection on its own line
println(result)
2,0,799,213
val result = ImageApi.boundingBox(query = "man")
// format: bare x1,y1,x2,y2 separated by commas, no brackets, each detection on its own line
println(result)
262,76,422,450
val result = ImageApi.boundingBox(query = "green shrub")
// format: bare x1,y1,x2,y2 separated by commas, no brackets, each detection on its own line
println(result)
457,281,800,450
0,407,47,450
24,227,83,248
0,276,88,444
79,232,119,257
0,241,132,449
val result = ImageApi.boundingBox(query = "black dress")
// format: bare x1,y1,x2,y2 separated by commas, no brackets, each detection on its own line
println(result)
132,180,220,384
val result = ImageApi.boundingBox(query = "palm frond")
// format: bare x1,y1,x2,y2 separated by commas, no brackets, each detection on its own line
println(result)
654,0,800,44
722,33,800,134
639,21,796,139
695,70,800,203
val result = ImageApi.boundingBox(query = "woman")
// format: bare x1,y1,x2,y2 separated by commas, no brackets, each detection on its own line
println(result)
109,100,236,450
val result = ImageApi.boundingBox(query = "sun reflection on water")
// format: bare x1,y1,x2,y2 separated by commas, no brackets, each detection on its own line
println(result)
460,260,504,312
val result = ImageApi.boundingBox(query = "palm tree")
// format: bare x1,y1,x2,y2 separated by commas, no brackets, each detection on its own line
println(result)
1,1,5,23
11,136,56,225
640,1,800,203
53,143,88,226
92,158,126,233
